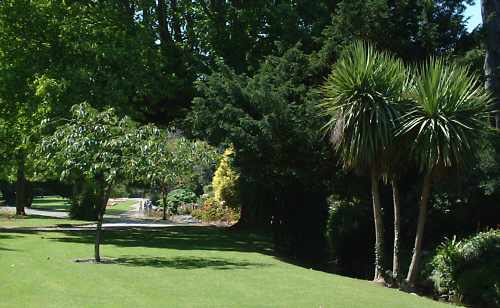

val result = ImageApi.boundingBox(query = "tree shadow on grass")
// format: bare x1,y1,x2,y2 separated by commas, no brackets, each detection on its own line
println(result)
3,226,273,255
108,255,271,270
0,233,20,251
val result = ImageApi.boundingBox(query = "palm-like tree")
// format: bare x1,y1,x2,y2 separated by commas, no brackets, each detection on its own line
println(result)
320,41,408,282
400,58,492,286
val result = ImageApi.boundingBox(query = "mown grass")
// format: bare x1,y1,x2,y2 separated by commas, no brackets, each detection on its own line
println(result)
0,227,451,308
31,196,70,212
105,199,138,216
0,212,90,228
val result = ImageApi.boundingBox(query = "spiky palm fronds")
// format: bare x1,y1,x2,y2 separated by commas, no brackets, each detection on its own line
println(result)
399,58,492,173
319,41,409,172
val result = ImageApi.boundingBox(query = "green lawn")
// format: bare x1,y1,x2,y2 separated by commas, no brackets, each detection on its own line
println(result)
105,199,138,216
0,227,450,308
0,212,91,228
31,195,70,212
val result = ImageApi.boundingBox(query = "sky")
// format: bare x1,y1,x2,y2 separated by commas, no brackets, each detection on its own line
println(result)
465,1,482,32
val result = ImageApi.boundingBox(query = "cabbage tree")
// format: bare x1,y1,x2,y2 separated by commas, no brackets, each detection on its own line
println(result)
319,41,408,282
400,59,492,286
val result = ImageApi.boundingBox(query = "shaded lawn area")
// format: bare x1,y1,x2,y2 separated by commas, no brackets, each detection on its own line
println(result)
0,227,450,308
31,195,70,212
0,212,91,228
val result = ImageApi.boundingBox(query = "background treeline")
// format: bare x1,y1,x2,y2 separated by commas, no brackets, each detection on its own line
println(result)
0,0,498,305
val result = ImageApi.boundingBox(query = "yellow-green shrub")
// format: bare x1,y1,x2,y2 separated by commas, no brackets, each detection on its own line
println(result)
212,147,240,209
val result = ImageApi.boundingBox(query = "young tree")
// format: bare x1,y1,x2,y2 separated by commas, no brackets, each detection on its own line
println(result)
132,127,218,220
319,41,408,283
42,103,137,262
400,58,492,287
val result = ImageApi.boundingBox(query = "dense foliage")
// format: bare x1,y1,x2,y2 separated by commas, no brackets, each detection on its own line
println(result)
429,230,500,307
0,1,498,303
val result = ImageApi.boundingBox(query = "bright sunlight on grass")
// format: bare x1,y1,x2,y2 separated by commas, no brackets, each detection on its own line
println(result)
0,227,450,308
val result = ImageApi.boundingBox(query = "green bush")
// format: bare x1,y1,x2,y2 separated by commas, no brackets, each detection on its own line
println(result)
191,197,239,223
429,229,500,307
165,189,197,214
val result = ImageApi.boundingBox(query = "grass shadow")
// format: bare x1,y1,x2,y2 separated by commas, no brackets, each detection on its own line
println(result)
3,226,273,255
109,255,271,270
0,233,21,251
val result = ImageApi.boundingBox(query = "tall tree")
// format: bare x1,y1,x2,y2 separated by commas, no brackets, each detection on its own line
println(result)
400,58,491,287
482,0,500,127
323,0,473,62
319,42,408,282
189,46,335,263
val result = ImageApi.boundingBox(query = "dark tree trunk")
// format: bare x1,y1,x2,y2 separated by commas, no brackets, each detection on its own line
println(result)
482,0,500,127
156,0,172,49
232,197,271,229
170,0,183,43
94,176,112,263
94,211,104,263
371,169,385,283
162,194,168,220
392,178,401,282
15,159,27,215
405,172,433,287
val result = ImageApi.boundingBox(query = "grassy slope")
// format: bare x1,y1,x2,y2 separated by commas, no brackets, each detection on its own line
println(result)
0,227,450,308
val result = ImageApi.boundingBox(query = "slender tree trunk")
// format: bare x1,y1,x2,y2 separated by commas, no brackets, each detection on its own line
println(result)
15,159,27,216
94,211,104,263
482,0,500,127
162,193,167,220
94,179,112,263
371,169,385,283
392,178,401,282
405,172,433,286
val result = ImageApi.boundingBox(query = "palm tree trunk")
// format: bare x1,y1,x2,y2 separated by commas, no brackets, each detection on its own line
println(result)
405,172,433,286
392,178,401,281
371,169,385,283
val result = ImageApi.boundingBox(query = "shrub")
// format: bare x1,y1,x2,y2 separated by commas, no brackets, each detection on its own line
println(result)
191,197,239,223
326,198,374,278
212,147,240,209
165,189,197,215
429,229,500,307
